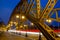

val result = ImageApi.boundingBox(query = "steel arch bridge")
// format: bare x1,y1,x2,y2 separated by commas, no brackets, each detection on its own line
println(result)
8,0,60,40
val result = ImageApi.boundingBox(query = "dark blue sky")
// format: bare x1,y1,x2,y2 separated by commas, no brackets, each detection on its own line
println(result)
0,0,60,26
0,0,20,24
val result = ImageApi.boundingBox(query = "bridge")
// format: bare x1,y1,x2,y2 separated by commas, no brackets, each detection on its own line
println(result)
0,0,60,40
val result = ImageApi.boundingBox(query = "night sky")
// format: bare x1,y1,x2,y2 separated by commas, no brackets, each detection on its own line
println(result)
0,0,20,24
0,0,60,26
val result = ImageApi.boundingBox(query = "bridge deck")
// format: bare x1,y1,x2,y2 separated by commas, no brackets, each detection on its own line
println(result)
0,32,33,40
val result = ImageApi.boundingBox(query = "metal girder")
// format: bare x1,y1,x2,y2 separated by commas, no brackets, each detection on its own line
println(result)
36,0,41,19
11,0,60,40
20,0,60,40
40,0,57,20
53,8,60,10
48,9,60,22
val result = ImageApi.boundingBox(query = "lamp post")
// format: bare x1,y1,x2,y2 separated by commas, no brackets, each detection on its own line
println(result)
16,15,26,30
46,19,52,23
16,15,20,30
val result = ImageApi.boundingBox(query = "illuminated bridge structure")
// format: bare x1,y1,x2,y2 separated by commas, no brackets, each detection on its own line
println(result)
1,0,60,40
7,0,60,40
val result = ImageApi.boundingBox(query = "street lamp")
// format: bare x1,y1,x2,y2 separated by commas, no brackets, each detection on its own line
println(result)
22,16,25,19
16,15,19,18
46,19,52,23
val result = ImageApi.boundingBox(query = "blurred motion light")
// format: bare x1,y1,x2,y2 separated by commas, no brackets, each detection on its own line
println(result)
58,34,60,37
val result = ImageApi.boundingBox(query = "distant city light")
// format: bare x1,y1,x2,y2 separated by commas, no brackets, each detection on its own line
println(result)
6,24,10,28
13,22,18,26
10,21,13,24
10,24,13,26
24,25,27,27
14,22,16,24
20,25,23,28
31,23,34,26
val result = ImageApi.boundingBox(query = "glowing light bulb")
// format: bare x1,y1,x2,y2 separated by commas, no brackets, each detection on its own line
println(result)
22,16,25,19
46,19,52,23
16,15,19,18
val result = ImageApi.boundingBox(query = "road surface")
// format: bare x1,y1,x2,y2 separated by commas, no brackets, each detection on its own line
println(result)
0,32,33,40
